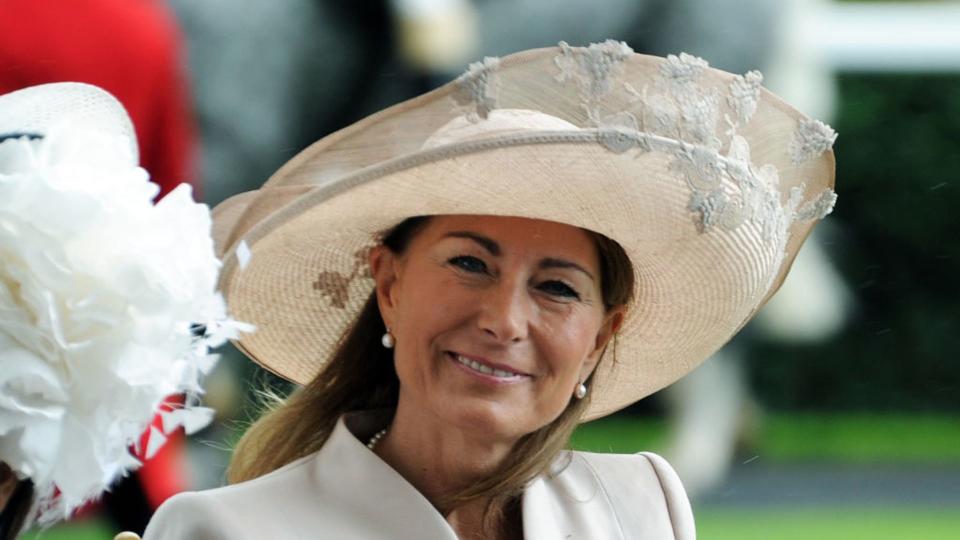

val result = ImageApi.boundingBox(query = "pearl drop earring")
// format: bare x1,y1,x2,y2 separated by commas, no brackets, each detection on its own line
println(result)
574,382,588,399
381,330,395,349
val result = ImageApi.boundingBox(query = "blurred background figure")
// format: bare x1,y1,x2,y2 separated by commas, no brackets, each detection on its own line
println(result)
0,0,198,535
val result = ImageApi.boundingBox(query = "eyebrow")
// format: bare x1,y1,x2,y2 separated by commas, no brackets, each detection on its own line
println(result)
442,231,595,281
539,257,595,282
444,231,501,256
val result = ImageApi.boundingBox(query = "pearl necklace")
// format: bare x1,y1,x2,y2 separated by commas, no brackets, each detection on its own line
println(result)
366,427,388,450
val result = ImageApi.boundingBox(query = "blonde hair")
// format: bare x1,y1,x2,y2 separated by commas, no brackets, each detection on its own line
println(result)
227,217,634,514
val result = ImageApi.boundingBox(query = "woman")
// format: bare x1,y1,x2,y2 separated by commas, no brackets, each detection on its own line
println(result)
144,41,836,539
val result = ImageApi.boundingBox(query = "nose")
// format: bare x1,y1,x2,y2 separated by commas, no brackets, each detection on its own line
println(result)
477,279,532,343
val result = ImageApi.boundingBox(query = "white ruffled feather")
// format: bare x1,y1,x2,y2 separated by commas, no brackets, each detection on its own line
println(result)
0,124,251,525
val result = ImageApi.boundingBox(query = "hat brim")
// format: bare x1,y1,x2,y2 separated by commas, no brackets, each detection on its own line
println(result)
217,130,827,421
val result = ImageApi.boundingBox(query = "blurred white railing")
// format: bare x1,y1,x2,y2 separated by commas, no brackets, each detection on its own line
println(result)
820,2,960,72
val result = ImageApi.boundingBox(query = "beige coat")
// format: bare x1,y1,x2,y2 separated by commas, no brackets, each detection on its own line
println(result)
143,413,695,539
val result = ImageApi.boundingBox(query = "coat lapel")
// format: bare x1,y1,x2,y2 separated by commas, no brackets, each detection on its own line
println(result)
522,453,626,540
313,415,460,540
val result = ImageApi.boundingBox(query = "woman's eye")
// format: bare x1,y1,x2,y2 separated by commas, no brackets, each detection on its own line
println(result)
448,255,488,274
538,280,580,300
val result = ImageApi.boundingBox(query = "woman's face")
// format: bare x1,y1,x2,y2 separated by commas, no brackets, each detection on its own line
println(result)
371,215,624,442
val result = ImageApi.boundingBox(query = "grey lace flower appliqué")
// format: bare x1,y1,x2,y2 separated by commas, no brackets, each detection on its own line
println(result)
312,247,373,309
790,119,838,165
454,56,501,121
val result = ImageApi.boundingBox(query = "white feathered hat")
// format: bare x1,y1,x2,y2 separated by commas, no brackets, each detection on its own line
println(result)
0,83,239,525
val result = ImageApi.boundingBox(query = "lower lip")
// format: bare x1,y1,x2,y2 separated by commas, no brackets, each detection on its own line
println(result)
446,352,529,386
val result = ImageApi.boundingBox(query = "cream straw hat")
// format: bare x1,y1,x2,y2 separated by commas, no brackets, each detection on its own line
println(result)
213,41,837,421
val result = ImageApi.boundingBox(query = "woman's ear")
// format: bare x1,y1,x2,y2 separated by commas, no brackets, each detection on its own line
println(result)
369,245,399,327
580,307,626,381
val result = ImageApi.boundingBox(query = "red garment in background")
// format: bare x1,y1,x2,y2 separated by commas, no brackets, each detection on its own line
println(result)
0,0,197,199
0,0,198,509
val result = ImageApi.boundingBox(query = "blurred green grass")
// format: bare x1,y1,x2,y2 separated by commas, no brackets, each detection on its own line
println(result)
22,520,112,540
697,507,960,540
571,413,960,462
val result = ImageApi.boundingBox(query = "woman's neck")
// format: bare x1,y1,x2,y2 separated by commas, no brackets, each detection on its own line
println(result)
446,497,524,540
373,400,523,538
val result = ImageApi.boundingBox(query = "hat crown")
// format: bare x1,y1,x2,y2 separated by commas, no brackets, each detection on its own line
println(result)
421,109,579,150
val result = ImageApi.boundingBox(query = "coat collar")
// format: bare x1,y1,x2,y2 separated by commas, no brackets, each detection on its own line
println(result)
312,412,459,539
522,456,627,539
312,412,625,540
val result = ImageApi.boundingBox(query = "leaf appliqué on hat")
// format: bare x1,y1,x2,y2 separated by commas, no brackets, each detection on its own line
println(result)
554,40,634,126
640,53,723,148
598,125,652,154
728,70,764,125
454,56,501,121
312,247,373,309
660,53,709,87
796,189,838,221
789,118,838,165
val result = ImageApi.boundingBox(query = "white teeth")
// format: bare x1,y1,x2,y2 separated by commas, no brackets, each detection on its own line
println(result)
454,355,520,379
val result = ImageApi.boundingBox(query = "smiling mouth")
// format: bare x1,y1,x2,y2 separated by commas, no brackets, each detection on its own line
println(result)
446,352,530,381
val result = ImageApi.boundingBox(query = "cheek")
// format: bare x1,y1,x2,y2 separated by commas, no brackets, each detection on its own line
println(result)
400,272,477,328
538,312,603,376
392,272,475,368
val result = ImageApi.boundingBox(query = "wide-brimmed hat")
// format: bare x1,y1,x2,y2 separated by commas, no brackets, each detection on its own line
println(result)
213,41,837,421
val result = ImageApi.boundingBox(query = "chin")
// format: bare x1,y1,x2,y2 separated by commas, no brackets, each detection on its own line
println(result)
436,396,538,442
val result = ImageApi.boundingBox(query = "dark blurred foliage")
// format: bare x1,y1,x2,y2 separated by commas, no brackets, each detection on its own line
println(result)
749,73,960,412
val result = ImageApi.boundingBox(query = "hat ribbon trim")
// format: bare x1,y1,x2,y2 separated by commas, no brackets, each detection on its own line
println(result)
222,129,834,282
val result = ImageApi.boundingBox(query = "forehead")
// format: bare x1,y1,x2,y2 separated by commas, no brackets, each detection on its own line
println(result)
414,214,599,265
